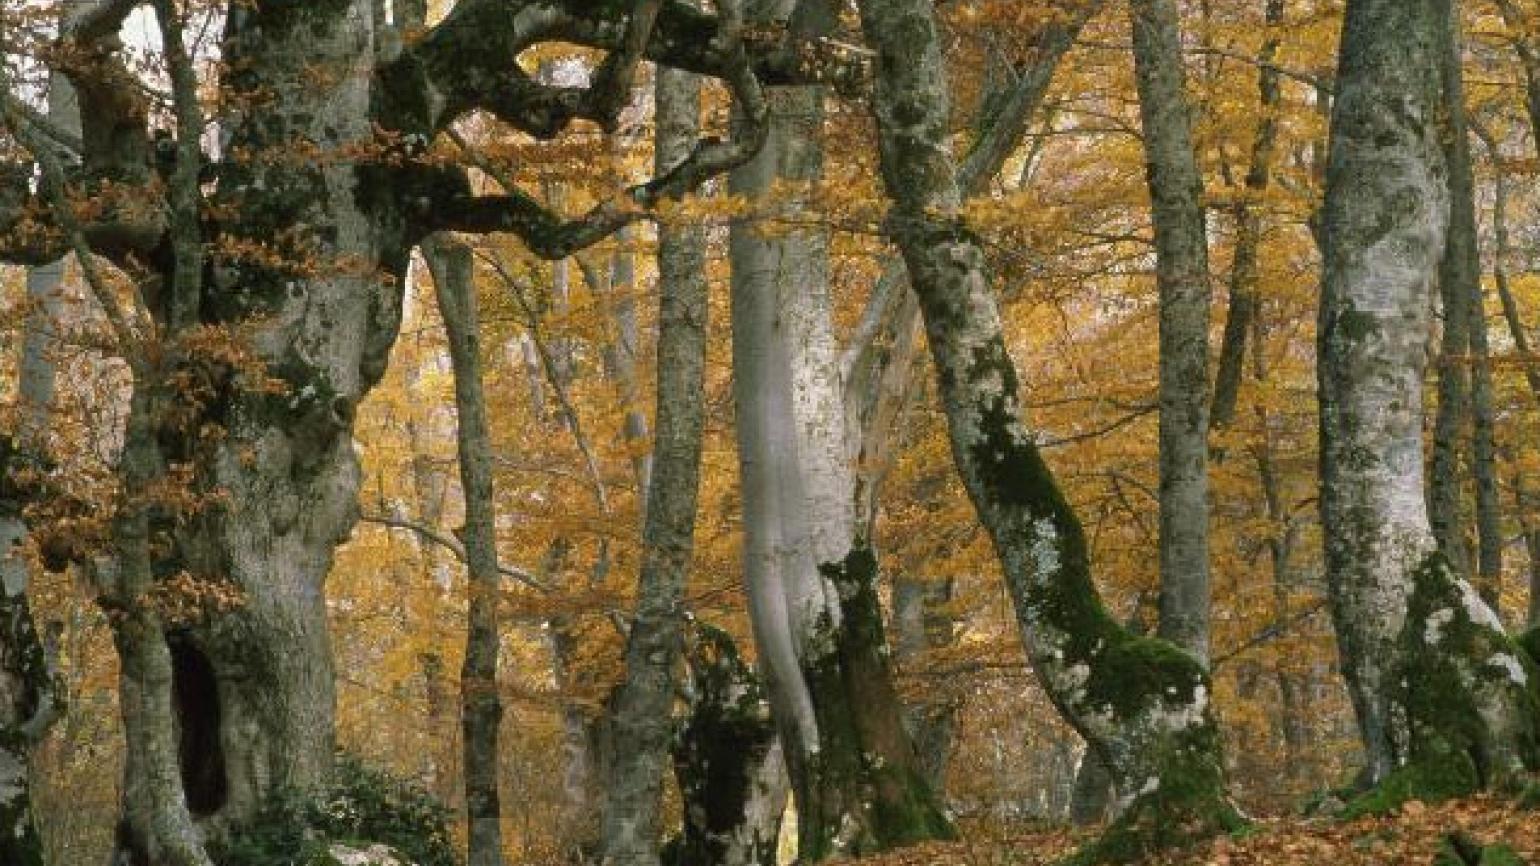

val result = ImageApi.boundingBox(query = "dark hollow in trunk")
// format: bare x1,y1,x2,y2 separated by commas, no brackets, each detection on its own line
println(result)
168,634,227,818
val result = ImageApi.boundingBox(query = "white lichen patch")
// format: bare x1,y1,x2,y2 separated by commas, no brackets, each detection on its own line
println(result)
1424,608,1455,646
1029,517,1061,581
1487,653,1528,687
1457,578,1506,634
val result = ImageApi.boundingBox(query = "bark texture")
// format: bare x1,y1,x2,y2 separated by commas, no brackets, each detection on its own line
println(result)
855,0,1237,860
600,56,711,866
423,236,505,866
0,66,72,866
668,625,788,866
1318,0,1540,801
729,2,951,855
1129,0,1214,664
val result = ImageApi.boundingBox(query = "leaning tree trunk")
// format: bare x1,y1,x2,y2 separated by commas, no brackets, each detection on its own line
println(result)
855,0,1238,860
1317,0,1539,800
423,236,505,866
1129,0,1214,664
599,56,712,866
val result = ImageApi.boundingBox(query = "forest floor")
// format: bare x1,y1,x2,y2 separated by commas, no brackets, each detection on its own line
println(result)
834,795,1538,865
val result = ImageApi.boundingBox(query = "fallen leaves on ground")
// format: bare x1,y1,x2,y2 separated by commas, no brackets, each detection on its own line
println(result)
834,795,1537,865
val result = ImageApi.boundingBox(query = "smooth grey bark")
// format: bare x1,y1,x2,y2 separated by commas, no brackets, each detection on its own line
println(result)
1318,0,1538,792
423,236,505,866
1210,0,1283,435
599,57,711,866
729,78,951,857
730,2,950,856
1129,0,1213,663
856,0,1236,859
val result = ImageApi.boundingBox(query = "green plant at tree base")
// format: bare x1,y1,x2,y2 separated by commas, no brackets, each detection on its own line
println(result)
212,753,456,866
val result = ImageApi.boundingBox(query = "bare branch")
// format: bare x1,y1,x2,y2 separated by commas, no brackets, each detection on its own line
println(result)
359,512,549,593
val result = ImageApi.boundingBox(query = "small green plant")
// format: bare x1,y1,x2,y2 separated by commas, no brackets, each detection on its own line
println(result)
213,753,456,866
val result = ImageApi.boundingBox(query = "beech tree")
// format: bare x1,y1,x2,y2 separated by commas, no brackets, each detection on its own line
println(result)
1316,0,1539,797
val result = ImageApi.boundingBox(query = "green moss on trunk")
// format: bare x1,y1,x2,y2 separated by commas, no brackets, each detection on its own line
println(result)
1347,554,1540,817
790,546,954,861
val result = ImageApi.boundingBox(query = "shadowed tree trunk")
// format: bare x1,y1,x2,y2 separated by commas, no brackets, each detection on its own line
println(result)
1317,0,1539,799
855,0,1238,860
1429,18,1503,608
667,624,788,866
599,54,712,866
423,236,505,866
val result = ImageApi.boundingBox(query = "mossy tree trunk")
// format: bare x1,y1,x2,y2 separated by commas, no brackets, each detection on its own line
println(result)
1318,0,1540,804
668,625,788,866
855,0,1238,860
0,60,73,866
0,1,816,860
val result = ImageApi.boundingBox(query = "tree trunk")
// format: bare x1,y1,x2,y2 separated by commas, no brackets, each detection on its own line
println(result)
729,75,950,855
729,2,951,855
0,65,73,866
1210,0,1283,435
891,576,957,792
423,235,505,866
855,0,1237,860
1068,750,1115,827
1317,0,1539,800
1429,1,1477,583
599,57,711,866
1129,0,1213,663
102,2,404,857
1433,27,1503,607
667,625,788,866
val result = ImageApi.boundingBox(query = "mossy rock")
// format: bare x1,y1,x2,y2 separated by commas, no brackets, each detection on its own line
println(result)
1341,750,1480,820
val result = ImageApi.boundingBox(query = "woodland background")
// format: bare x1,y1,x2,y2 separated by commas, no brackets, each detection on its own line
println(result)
4,0,1540,863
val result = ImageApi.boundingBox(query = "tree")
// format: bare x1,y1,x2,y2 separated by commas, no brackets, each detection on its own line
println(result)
1129,0,1214,664
1316,0,1539,798
422,236,505,866
854,0,1238,860
598,48,714,866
